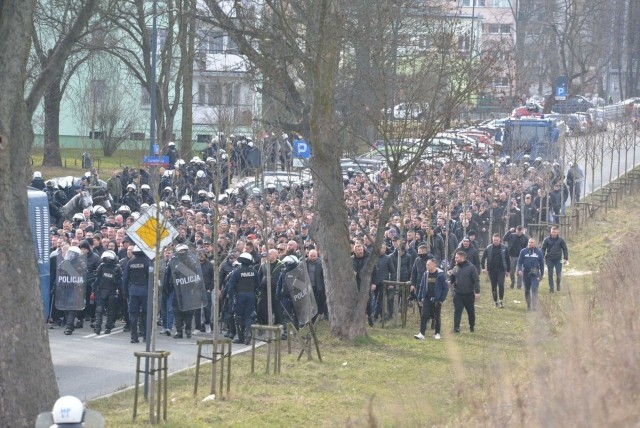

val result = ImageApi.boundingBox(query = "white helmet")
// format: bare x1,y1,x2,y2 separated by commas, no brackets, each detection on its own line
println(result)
130,212,140,220
282,255,299,265
72,213,84,221
181,195,191,202
163,170,173,177
93,205,107,215
175,159,185,168
238,252,253,265
51,396,84,425
33,171,42,179
140,203,150,211
196,170,206,178
220,153,228,160
65,246,82,261
219,148,226,155
198,190,206,196
176,244,189,252
282,133,288,140
206,157,215,163
127,183,136,191
191,156,201,163
247,141,254,148
118,205,131,213
164,186,173,193
141,184,150,191
168,141,175,147
101,250,117,261
84,171,91,179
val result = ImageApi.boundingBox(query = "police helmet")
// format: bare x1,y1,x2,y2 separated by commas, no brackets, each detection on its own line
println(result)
84,171,91,179
130,212,140,221
207,191,214,199
196,170,206,178
93,205,107,216
101,250,117,261
141,184,150,191
247,141,254,148
220,153,228,160
198,189,207,196
140,203,150,211
118,205,131,214
175,159,185,168
51,395,84,425
46,180,55,187
238,252,254,265
181,195,191,203
190,156,201,164
33,171,42,179
176,244,189,252
164,186,173,193
127,183,136,191
282,255,299,266
162,170,172,178
168,141,175,147
65,246,82,261
282,133,288,140
72,213,84,222
206,157,216,164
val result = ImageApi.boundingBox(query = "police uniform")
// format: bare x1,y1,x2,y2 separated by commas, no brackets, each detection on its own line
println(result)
92,251,122,334
226,253,258,344
123,252,149,343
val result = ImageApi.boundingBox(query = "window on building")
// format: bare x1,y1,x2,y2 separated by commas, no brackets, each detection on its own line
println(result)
484,24,511,34
89,131,105,140
458,33,471,51
226,36,238,53
493,76,510,87
489,0,510,7
197,83,206,105
197,134,212,143
500,24,511,34
140,85,150,106
210,32,224,53
208,82,222,106
460,0,486,6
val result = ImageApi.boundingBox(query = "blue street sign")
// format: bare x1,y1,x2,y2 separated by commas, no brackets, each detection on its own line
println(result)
143,156,170,166
555,75,568,101
293,139,311,159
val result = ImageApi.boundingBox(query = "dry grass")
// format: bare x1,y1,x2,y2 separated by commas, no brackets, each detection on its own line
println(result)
471,198,640,427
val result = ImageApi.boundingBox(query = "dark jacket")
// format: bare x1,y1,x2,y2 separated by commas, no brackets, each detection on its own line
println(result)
410,254,430,287
200,259,214,291
481,243,510,272
503,230,529,257
259,260,283,295
389,249,411,282
372,253,395,286
450,260,480,295
541,236,568,262
417,269,449,303
352,251,370,290
454,244,481,274
306,259,325,291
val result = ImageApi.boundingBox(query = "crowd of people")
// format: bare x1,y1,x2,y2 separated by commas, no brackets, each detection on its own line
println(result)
34,136,574,343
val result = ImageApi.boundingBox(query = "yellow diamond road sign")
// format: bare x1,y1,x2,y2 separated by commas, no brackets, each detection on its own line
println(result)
126,206,178,260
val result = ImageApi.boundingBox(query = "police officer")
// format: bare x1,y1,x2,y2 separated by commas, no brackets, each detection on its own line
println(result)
276,255,299,340
226,252,259,344
165,244,199,339
92,250,122,335
220,251,238,338
122,183,141,213
123,245,149,343
78,240,100,329
140,184,154,205
56,246,87,336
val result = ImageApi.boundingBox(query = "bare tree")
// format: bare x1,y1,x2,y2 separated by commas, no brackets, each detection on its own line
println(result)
0,2,100,425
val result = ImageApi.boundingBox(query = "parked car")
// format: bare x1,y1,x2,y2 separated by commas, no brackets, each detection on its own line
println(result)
562,114,589,135
384,102,428,121
552,96,593,114
512,102,544,118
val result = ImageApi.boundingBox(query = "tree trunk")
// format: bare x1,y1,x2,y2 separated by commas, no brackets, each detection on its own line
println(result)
179,0,195,159
42,74,63,167
0,2,61,425
309,0,367,340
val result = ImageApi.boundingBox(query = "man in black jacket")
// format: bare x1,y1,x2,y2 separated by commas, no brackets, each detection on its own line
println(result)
541,226,569,293
481,234,510,308
503,226,528,289
450,251,480,333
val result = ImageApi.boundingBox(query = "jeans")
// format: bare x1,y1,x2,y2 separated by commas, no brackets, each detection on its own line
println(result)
523,275,540,310
509,257,522,288
161,291,175,331
488,270,506,302
128,294,147,340
453,292,475,331
420,300,442,335
546,259,563,291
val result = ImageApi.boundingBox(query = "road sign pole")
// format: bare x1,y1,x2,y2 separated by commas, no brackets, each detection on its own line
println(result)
144,265,154,399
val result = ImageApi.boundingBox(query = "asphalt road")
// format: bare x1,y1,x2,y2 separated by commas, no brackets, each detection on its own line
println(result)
49,321,253,401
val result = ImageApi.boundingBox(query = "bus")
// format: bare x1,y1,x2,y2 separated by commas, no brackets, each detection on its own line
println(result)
28,187,51,319
502,117,565,160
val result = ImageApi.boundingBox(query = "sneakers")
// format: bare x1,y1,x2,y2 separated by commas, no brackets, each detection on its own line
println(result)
499,300,504,308
434,333,441,340
495,301,499,308
173,332,183,339
414,333,425,340
205,324,211,334
64,329,73,335
470,327,475,333
104,329,111,334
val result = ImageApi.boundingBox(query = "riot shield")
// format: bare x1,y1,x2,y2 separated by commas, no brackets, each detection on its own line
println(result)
283,260,317,328
170,251,208,311
55,255,87,311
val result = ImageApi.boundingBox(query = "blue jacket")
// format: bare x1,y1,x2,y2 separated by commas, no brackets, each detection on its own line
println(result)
417,269,449,303
517,246,545,276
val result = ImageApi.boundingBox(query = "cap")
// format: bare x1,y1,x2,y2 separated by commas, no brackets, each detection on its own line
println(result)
247,234,256,240
176,244,189,252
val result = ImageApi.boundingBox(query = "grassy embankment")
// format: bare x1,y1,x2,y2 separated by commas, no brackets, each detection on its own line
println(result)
85,191,640,427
